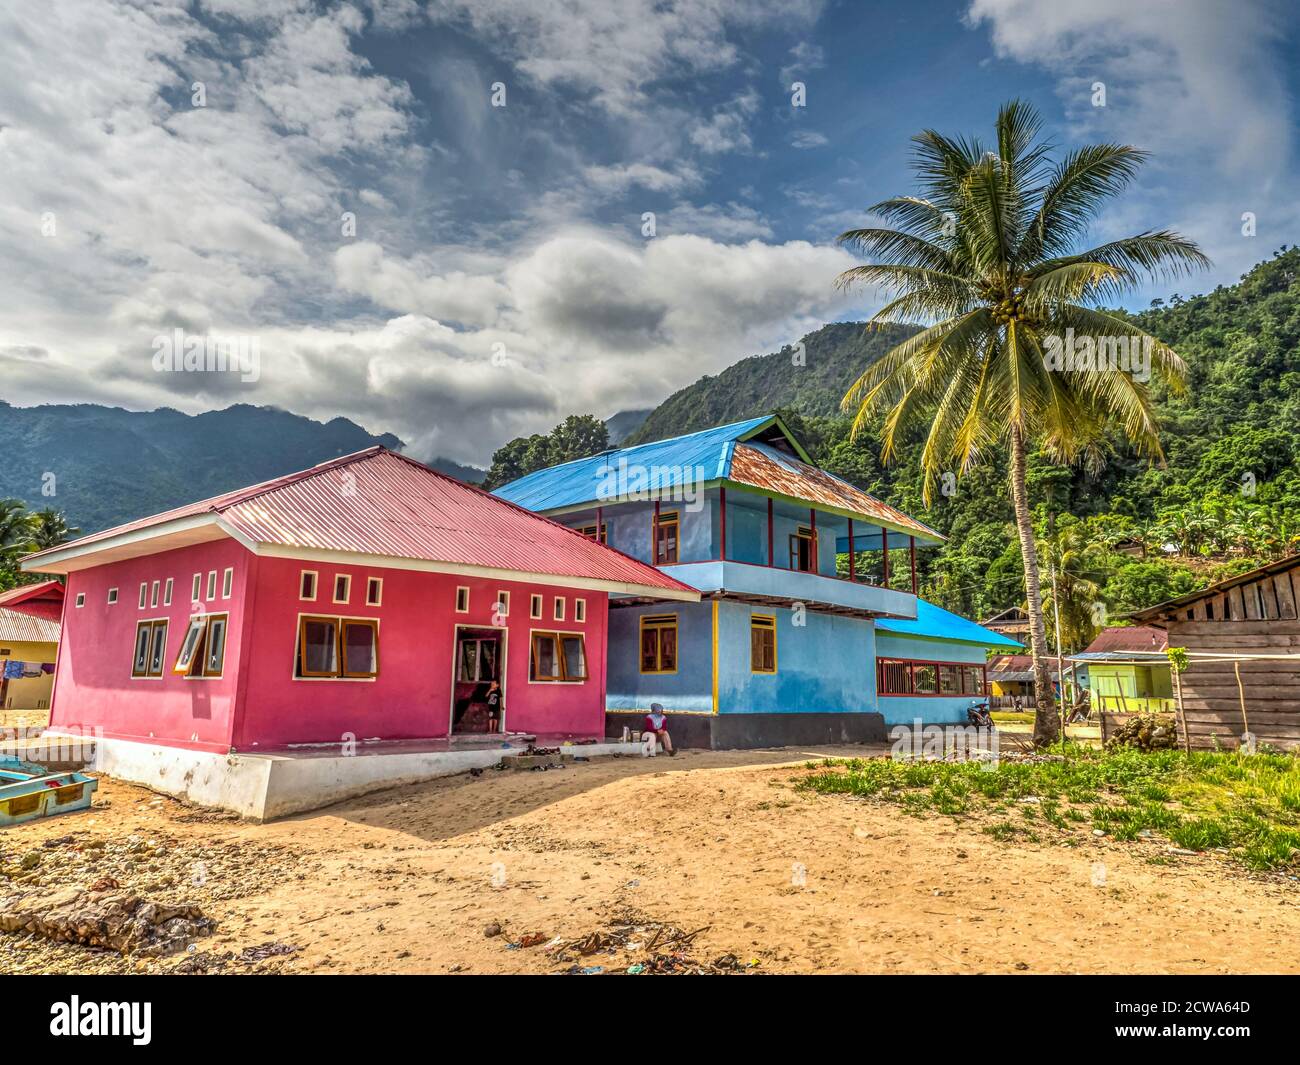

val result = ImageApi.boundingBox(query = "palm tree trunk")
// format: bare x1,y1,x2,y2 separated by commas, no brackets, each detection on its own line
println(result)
1007,425,1060,747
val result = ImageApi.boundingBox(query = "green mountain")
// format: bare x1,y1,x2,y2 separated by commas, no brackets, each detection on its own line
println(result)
619,249,1300,629
604,408,652,445
625,322,918,445
0,402,483,533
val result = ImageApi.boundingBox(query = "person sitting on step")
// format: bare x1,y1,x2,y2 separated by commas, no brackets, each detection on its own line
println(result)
641,702,675,757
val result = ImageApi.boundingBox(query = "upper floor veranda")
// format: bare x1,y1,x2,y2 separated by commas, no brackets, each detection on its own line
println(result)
495,415,945,620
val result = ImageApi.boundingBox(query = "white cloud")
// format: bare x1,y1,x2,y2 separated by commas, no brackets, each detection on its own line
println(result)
689,91,761,154
333,243,511,328
0,0,859,467
966,0,1299,286
967,0,1292,173
583,162,701,195
662,203,775,241
780,39,825,84
426,0,822,115
791,129,828,149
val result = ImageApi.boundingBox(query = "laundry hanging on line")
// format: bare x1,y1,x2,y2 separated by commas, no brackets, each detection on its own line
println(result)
2,661,52,680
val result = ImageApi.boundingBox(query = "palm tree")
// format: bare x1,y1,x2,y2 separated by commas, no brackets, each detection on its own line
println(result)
1039,521,1106,654
0,498,35,582
28,507,79,551
835,100,1208,746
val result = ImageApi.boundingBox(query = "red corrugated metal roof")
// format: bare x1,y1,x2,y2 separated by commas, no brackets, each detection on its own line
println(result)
25,448,696,597
0,580,63,609
728,443,943,543
1080,626,1167,655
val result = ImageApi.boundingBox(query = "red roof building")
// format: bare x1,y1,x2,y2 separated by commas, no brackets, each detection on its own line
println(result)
23,448,697,753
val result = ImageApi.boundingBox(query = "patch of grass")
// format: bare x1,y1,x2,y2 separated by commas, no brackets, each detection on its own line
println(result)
796,746,1300,871
983,821,1035,842
1039,800,1067,829
1168,818,1233,851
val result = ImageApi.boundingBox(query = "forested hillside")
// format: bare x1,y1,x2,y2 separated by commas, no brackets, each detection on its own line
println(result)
489,249,1300,648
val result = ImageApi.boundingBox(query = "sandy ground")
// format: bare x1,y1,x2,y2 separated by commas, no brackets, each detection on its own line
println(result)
3,745,1299,974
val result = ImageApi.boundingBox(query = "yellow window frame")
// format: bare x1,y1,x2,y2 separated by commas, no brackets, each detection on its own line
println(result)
639,614,678,674
750,613,777,674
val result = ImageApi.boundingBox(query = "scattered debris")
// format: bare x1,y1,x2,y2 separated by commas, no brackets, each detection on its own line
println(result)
170,943,298,975
0,886,214,956
529,912,750,975
509,931,548,948
1105,715,1178,752
238,941,298,963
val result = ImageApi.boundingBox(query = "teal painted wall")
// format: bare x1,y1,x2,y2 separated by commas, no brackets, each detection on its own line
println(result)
606,600,713,713
874,633,988,725
565,498,712,567
715,601,876,714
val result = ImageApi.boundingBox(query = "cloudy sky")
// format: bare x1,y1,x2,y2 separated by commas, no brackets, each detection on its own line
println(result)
1,0,1297,465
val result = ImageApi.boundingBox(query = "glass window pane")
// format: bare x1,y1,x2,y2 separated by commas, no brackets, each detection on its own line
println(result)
303,619,337,674
133,625,151,673
533,635,558,679
641,628,659,672
177,618,204,670
963,667,984,695
148,623,167,675
479,640,497,680
561,636,586,680
659,625,677,671
459,640,477,682
342,623,376,675
204,618,227,675
881,660,911,694
914,663,937,693
939,665,961,695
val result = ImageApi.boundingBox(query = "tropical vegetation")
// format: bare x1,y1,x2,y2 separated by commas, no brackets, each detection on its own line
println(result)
832,100,1209,745
0,499,78,590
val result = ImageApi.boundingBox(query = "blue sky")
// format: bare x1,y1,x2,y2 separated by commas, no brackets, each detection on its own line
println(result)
1,0,1296,464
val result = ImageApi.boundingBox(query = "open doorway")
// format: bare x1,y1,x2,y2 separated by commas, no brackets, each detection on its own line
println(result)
451,626,505,734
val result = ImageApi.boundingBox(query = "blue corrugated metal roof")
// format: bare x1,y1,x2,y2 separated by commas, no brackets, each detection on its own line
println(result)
877,599,1023,648
494,416,773,512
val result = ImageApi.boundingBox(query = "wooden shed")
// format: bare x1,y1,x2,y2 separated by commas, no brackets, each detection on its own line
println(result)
1131,555,1300,751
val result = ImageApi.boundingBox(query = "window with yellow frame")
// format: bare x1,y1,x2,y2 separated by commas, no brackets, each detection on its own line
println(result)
750,614,777,673
639,614,677,673
653,511,679,564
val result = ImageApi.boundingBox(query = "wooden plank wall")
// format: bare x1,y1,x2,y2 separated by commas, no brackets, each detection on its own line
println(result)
1165,564,1300,750
1180,567,1299,623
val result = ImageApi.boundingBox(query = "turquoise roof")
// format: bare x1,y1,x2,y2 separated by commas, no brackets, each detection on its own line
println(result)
494,416,778,512
877,599,1023,649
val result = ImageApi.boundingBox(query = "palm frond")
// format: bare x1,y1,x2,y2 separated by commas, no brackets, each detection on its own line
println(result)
1021,144,1148,260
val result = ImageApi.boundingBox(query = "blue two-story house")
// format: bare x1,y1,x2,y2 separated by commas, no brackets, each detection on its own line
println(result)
496,415,1019,748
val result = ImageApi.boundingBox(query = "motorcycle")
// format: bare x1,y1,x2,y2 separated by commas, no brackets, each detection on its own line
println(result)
966,699,994,729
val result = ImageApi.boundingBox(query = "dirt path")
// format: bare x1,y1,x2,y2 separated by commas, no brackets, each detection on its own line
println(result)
3,746,1297,974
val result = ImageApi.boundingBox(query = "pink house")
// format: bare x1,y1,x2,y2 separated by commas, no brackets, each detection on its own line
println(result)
22,448,697,756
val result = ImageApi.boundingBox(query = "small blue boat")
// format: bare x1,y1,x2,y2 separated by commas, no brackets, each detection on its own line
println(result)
0,759,98,827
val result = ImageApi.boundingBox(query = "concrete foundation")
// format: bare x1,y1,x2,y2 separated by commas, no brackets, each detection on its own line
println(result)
605,710,887,749
43,731,642,821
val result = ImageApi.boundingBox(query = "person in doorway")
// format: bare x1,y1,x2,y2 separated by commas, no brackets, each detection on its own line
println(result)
641,702,675,756
485,680,503,733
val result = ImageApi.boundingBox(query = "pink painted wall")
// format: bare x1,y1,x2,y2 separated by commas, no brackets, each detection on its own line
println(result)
51,539,252,752
234,557,608,748
49,536,611,751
